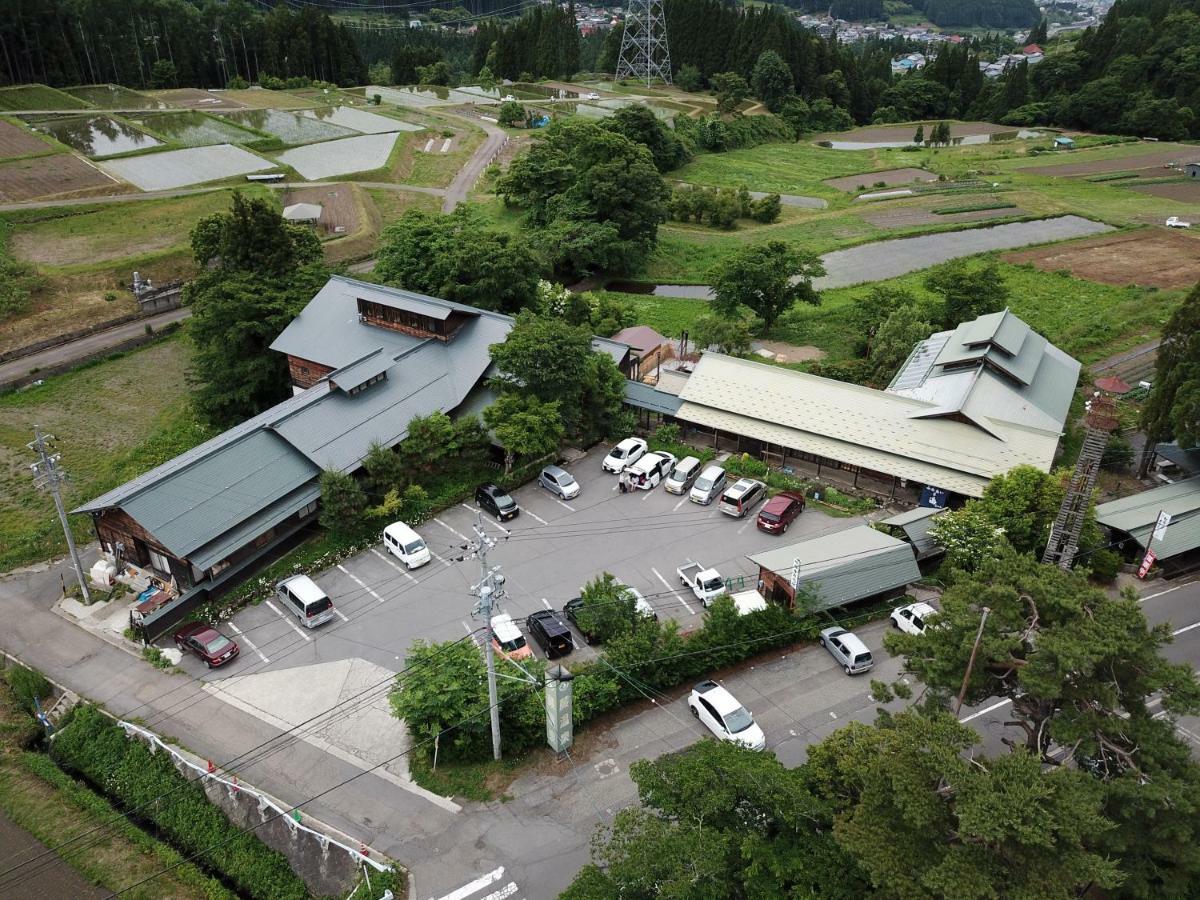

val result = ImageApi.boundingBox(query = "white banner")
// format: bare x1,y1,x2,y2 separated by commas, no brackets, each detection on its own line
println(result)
1153,510,1172,544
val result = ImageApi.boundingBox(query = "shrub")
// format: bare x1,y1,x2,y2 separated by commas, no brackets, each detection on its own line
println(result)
1086,548,1121,583
654,423,681,446
750,193,781,224
51,706,309,900
5,664,52,713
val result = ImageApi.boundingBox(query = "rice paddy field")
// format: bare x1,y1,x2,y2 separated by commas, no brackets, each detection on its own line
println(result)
302,106,420,133
221,108,354,144
128,111,260,147
0,84,88,112
275,131,401,179
99,144,273,190
29,115,161,158
62,84,164,109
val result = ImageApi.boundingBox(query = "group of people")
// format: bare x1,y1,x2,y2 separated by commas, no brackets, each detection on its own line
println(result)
618,470,640,493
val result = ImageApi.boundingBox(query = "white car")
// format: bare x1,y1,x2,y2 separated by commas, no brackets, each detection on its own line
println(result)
625,450,677,489
890,601,939,636
687,680,765,751
602,437,648,474
1166,216,1192,228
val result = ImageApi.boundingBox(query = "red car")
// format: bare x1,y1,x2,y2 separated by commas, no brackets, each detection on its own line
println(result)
173,622,240,668
756,491,806,535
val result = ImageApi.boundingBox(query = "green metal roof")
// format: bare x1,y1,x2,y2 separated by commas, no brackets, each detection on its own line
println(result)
624,380,684,416
878,506,947,557
747,525,920,611
1095,480,1200,560
189,481,320,571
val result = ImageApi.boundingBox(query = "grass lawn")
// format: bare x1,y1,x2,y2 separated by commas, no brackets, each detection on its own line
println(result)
0,681,231,900
0,84,88,111
365,187,443,226
405,127,484,188
0,336,215,571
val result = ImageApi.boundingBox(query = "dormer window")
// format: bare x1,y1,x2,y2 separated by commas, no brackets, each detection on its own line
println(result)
347,372,386,395
356,295,472,341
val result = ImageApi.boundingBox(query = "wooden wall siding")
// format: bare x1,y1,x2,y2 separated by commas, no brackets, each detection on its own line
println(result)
288,355,334,388
94,508,174,567
759,568,796,608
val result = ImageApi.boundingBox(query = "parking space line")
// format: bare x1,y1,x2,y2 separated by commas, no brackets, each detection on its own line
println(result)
430,549,453,567
435,867,505,900
370,548,419,583
651,566,695,615
482,882,519,900
959,697,1011,723
227,623,269,664
1173,620,1200,636
485,517,511,536
673,496,688,511
737,518,753,533
437,516,470,542
555,499,576,512
264,600,311,641
525,508,550,526
337,564,384,603
641,489,654,500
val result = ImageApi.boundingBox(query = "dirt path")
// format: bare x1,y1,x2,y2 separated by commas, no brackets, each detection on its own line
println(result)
440,115,506,213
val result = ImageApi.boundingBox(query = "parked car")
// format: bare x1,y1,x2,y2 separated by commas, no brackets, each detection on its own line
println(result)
677,561,726,607
173,622,240,668
689,465,727,505
1167,216,1192,228
563,584,656,644
276,574,336,628
688,680,766,751
718,478,767,518
526,609,574,658
491,613,532,661
602,437,647,474
891,601,939,636
756,491,806,534
538,464,580,500
819,626,874,675
475,482,519,521
625,451,676,490
664,456,702,494
382,521,431,570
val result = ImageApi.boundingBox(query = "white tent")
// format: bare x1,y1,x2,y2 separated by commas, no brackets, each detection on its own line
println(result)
282,202,322,224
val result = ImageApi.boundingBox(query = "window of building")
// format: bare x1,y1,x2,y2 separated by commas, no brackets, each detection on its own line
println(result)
347,372,386,396
147,548,172,575
300,500,318,518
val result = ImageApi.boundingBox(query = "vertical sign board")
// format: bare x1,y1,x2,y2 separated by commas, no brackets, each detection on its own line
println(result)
1137,549,1157,580
1153,511,1172,544
545,667,574,754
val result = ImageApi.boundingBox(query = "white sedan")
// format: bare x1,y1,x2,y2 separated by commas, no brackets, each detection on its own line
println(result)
602,437,647,474
890,601,939,636
688,680,765,751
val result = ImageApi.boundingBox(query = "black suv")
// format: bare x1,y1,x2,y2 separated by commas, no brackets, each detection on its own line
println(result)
526,610,574,658
475,482,519,521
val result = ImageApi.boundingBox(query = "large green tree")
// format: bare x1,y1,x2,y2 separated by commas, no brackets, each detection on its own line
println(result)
711,71,749,115
924,259,1011,328
483,393,564,473
869,306,932,384
708,241,824,332
751,50,795,113
184,193,328,427
375,208,542,314
603,105,690,172
1142,285,1200,452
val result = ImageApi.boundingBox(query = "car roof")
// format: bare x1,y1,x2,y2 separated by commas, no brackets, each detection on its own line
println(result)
479,482,501,493
829,629,870,654
672,456,701,471
761,493,799,513
278,573,326,603
530,609,569,632
693,680,741,715
542,464,568,478
491,613,521,639
615,437,643,449
904,601,938,616
699,464,724,477
727,478,761,494
819,626,847,639
384,521,420,539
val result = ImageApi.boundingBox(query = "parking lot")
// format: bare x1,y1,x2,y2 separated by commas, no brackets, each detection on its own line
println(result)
172,446,870,683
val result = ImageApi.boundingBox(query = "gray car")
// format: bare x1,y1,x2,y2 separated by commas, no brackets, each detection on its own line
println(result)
819,626,874,675
538,464,580,500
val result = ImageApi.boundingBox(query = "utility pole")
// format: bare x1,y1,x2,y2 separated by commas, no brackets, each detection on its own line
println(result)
28,428,90,604
469,515,505,761
954,607,990,718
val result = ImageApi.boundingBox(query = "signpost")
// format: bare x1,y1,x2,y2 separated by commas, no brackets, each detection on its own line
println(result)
1137,548,1157,580
1137,509,1171,580
545,666,574,756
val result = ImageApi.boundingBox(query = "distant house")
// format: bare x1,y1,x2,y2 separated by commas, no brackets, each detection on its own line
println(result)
75,276,631,635
1054,136,1076,149
747,525,921,611
1186,162,1200,178
1096,480,1200,577
1022,43,1043,55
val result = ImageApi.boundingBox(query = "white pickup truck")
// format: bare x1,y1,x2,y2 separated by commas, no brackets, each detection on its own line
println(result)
1166,216,1192,228
677,562,727,607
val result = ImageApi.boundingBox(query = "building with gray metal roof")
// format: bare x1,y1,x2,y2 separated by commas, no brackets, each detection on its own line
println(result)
876,506,947,560
1095,479,1200,574
74,276,631,632
748,525,920,611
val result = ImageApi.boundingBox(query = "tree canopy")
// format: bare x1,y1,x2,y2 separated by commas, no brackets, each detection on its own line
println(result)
708,241,824,331
1142,285,1200,450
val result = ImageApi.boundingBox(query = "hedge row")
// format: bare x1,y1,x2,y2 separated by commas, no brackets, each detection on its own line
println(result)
50,707,311,900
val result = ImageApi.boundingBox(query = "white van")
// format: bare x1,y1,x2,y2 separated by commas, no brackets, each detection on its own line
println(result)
276,574,336,628
383,522,431,570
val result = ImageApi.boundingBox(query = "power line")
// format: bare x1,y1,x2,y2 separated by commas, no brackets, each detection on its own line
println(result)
28,428,90,604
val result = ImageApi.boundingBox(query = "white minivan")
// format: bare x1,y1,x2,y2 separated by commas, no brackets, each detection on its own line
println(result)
276,574,336,629
383,521,431,570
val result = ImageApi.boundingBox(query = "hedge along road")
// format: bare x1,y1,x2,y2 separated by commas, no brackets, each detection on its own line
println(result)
643,214,1117,299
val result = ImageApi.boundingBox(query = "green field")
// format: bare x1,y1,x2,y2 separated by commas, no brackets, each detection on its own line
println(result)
0,337,214,571
0,84,89,111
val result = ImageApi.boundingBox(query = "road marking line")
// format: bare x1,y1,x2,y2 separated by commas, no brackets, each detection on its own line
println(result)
651,566,695,615
673,497,688,511
555,499,576,512
525,509,549,526
1172,620,1200,636
370,548,419,583
959,697,1011,724
737,518,753,533
541,598,552,610
485,517,511,536
1140,584,1183,603
430,550,453,567
439,516,471,542
333,606,350,622
434,867,505,900
264,600,310,641
642,489,654,500
481,883,519,900
338,564,384,603
227,623,269,664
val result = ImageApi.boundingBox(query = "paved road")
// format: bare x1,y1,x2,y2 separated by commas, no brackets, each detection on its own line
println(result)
0,306,192,388
442,117,506,213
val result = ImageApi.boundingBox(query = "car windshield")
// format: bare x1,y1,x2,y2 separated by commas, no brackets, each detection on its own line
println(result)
724,706,755,733
403,540,425,554
702,577,723,593
560,474,577,487
204,634,232,653
499,635,526,652
495,494,515,509
695,476,713,491
610,445,627,459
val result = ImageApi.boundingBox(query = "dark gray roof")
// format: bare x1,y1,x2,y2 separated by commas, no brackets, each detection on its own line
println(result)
624,380,684,415
878,506,947,557
748,525,920,611
189,482,320,571
1155,442,1200,476
329,349,393,393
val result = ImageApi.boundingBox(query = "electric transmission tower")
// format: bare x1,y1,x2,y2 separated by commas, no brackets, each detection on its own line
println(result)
616,0,672,86
28,428,91,603
1041,391,1119,570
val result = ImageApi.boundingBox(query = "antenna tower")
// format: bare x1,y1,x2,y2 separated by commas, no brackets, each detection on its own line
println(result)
1041,393,1119,570
616,0,672,86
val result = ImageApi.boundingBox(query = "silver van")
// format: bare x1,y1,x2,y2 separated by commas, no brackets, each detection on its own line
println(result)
664,456,702,494
276,574,336,628
819,626,874,675
689,465,727,505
